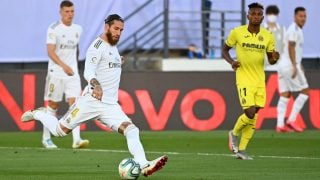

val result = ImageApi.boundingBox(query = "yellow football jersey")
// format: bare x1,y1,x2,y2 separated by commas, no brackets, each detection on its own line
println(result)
226,25,275,87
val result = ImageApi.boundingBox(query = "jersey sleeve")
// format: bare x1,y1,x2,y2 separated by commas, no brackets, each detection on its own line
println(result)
84,42,102,82
46,26,56,45
287,28,298,42
266,33,275,52
225,29,237,47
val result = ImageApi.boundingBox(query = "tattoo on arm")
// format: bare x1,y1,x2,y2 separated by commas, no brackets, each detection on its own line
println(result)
90,78,100,87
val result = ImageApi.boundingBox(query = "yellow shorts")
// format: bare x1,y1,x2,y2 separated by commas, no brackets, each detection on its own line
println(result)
237,85,266,109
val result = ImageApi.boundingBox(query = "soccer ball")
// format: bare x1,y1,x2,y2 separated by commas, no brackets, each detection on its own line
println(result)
118,158,141,179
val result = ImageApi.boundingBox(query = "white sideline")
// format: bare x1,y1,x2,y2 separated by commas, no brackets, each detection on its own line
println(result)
1,146,320,160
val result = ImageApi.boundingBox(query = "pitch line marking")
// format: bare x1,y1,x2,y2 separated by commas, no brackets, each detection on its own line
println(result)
0,146,320,160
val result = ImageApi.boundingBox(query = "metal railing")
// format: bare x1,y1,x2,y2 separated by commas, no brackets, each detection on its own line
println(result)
119,0,245,69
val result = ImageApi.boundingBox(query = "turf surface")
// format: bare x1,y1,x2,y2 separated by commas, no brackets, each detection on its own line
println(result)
0,130,319,180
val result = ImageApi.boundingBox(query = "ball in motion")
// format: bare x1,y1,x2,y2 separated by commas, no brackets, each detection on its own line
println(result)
118,158,141,179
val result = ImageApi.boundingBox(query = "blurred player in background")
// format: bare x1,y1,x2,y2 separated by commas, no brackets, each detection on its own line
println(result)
276,7,308,133
222,2,279,160
21,14,168,176
263,5,286,69
43,0,89,148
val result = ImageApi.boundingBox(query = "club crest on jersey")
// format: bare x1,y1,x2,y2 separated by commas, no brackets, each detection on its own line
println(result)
91,57,97,64
258,35,264,41
242,98,246,105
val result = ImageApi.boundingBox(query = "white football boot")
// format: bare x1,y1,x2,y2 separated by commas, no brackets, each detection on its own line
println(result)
236,150,253,160
21,107,46,122
72,139,90,149
42,139,58,149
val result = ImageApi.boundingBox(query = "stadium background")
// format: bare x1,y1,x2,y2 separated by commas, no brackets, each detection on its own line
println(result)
0,0,319,131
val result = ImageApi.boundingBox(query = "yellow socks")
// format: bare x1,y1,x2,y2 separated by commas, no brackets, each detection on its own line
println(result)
232,113,257,151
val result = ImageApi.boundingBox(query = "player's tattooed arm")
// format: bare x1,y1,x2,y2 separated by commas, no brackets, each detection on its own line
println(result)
90,78,103,100
90,78,101,87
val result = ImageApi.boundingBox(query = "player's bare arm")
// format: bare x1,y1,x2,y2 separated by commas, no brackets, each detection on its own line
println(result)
222,43,240,70
90,78,103,100
288,41,297,78
266,50,280,65
47,44,74,76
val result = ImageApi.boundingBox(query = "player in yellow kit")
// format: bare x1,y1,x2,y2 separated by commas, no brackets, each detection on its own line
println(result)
222,2,279,160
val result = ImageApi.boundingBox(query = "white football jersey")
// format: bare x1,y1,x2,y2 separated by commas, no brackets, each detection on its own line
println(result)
46,21,82,78
83,37,122,104
278,22,304,68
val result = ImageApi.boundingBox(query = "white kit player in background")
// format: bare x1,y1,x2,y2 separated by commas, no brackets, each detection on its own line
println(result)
276,7,309,133
263,5,286,71
43,0,89,148
21,14,168,177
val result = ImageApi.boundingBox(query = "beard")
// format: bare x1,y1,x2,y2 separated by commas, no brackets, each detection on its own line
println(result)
106,30,119,46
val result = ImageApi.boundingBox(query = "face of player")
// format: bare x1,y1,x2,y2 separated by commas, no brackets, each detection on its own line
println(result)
247,8,264,26
60,6,74,26
105,20,124,46
295,10,307,28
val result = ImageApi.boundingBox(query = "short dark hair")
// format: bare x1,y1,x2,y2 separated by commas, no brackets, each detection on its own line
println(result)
248,2,264,10
266,5,279,15
295,7,306,15
60,0,73,9
104,14,124,25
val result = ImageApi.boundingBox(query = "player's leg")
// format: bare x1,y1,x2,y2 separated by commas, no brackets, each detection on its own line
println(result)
119,122,168,177
276,72,292,132
287,90,309,132
276,93,291,132
286,67,309,132
65,76,89,148
100,104,167,177
42,102,59,148
67,97,89,149
229,85,255,153
21,107,68,137
43,75,63,147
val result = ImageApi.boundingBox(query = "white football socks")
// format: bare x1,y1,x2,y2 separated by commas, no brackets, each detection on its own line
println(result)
277,96,289,127
288,93,309,123
124,125,148,168
34,110,61,137
72,125,81,144
42,106,57,140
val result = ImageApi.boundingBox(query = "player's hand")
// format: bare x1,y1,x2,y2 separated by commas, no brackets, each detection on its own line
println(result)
121,56,125,65
92,85,103,100
292,66,297,79
231,61,240,70
271,51,280,63
62,64,74,76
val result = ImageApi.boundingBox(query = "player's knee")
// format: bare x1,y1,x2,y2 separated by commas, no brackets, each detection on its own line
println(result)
123,123,139,136
48,101,59,110
54,124,69,137
301,88,309,95
280,92,291,98
244,108,256,119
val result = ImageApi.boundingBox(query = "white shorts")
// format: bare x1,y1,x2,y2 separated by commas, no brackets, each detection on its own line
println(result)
278,65,309,93
59,94,131,131
44,74,81,102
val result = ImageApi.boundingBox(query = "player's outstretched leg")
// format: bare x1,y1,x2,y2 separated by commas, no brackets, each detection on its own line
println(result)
21,107,67,137
122,122,168,176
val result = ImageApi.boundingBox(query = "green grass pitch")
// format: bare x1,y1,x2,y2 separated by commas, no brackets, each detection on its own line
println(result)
0,130,319,180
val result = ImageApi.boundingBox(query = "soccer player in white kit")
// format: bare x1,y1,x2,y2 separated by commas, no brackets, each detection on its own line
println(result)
276,7,309,132
43,0,89,148
21,14,168,177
